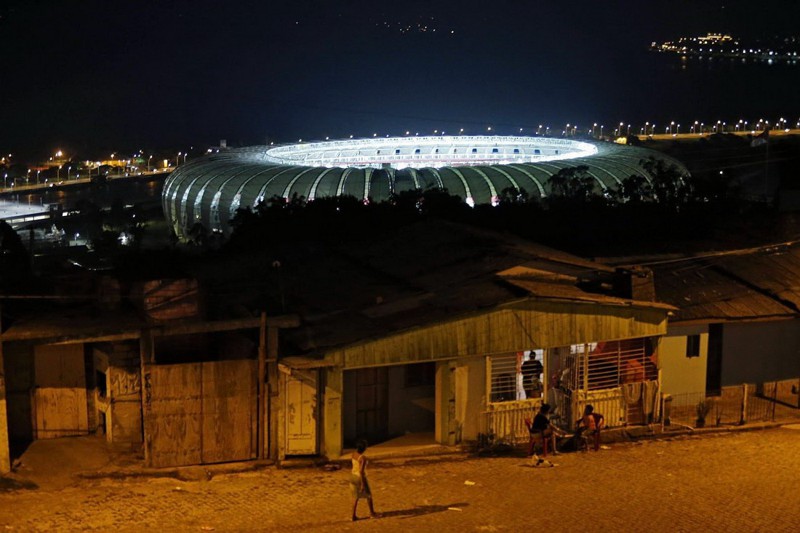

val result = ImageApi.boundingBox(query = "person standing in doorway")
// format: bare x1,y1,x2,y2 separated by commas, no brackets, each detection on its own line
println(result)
350,440,380,521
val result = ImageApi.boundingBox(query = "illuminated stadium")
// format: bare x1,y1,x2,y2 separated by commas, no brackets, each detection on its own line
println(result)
163,136,689,239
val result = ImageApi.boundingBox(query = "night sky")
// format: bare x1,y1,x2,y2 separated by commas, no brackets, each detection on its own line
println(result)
1,0,799,160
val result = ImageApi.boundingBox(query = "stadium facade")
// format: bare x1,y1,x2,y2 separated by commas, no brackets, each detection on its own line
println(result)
163,136,688,240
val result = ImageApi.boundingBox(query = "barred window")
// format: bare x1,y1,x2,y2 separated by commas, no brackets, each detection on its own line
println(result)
548,338,656,392
489,350,544,403
581,338,656,390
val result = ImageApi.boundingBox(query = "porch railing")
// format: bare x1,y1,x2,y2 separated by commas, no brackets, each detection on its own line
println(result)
482,379,660,442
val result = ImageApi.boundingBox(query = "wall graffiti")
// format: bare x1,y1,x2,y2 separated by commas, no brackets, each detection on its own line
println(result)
110,369,141,400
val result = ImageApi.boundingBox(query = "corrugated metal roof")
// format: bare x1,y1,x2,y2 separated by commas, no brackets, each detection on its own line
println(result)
652,253,798,323
713,246,800,311
276,220,672,354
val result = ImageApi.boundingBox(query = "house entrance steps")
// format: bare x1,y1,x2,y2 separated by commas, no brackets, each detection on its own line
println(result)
337,432,466,465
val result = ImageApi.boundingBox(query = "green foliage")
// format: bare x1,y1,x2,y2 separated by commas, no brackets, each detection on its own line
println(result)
640,156,691,208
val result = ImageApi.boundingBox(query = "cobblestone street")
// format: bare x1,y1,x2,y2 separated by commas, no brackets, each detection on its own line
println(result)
1,427,799,532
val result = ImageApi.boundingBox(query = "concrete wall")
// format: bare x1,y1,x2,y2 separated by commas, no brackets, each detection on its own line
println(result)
342,370,357,446
0,346,10,474
323,367,343,459
661,325,708,396
94,342,142,446
455,356,485,442
722,320,800,385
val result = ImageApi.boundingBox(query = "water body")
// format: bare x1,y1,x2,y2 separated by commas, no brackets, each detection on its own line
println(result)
0,176,166,213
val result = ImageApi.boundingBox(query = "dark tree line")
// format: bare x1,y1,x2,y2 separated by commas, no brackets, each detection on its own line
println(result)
219,157,770,257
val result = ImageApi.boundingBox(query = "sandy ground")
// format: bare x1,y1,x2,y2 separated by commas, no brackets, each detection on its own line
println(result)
1,427,800,532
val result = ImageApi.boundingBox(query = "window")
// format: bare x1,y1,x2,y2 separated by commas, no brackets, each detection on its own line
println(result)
414,148,421,154
492,148,499,153
471,148,478,153
585,338,655,389
534,149,541,155
686,334,701,358
489,351,544,402
513,148,520,154
405,362,435,387
395,149,401,155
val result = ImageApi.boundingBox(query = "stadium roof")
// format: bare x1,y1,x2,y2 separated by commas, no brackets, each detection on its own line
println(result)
163,136,689,239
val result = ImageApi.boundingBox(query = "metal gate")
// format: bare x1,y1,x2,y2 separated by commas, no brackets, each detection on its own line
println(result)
143,359,257,467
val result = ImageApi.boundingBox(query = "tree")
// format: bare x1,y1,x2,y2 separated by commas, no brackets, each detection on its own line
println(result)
498,186,529,204
640,157,690,208
616,175,653,204
546,166,598,203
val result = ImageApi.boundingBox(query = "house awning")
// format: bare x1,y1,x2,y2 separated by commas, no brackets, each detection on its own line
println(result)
279,356,337,370
326,298,670,370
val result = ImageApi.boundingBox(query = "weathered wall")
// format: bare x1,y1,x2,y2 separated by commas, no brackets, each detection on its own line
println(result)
455,356,485,442
0,342,10,474
722,319,800,385
661,325,708,397
342,370,357,445
32,344,88,438
328,301,668,369
95,342,142,445
435,361,456,445
322,367,343,459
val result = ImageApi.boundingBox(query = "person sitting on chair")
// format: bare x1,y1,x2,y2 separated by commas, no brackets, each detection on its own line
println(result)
524,403,562,457
576,404,605,451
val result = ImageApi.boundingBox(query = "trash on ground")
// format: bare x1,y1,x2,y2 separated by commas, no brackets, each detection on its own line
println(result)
448,507,463,512
464,480,476,485
529,455,556,468
600,445,611,450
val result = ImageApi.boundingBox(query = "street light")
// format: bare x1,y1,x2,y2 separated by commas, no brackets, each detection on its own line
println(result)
147,155,153,172
57,165,62,181
67,166,71,180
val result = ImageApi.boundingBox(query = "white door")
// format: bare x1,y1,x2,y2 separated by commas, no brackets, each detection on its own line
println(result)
284,370,318,455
